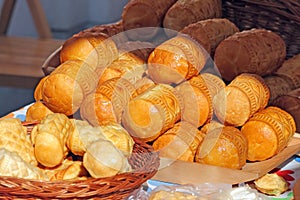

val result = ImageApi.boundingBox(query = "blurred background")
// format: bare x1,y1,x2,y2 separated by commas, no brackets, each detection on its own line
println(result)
0,0,128,116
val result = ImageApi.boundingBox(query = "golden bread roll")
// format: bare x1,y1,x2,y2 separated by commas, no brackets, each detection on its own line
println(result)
241,106,296,161
60,32,118,69
83,139,131,178
275,53,300,89
43,159,88,181
148,35,208,84
80,78,135,126
0,148,47,180
0,118,37,166
272,88,300,132
31,113,74,167
26,101,53,122
195,126,247,169
98,51,146,85
67,119,106,156
163,0,222,32
152,121,204,162
175,75,212,127
180,18,239,55
213,73,270,126
214,29,286,81
254,173,289,196
121,0,177,40
200,120,224,134
122,84,181,142
100,123,135,157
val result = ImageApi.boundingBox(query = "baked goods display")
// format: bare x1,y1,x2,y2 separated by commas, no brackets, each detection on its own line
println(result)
1,1,299,198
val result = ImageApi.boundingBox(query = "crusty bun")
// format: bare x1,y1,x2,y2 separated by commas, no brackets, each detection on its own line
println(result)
254,173,289,196
60,32,118,69
213,73,270,126
163,0,222,32
214,29,286,81
195,126,247,169
122,84,181,142
241,106,296,161
26,101,54,122
180,18,239,55
148,35,208,84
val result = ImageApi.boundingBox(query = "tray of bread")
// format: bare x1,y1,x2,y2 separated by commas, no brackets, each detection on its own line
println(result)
1,0,300,199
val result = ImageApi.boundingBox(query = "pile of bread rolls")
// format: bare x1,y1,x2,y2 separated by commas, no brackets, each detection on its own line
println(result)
3,0,297,182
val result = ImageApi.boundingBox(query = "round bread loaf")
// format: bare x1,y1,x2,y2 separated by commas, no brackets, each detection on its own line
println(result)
180,18,239,55
60,32,118,69
272,88,300,133
213,73,270,126
148,35,208,84
241,106,296,161
163,0,222,32
122,84,181,142
26,101,54,122
214,29,286,81
152,121,204,162
195,126,247,169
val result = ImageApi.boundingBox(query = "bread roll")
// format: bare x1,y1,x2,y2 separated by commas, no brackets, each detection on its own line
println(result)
180,18,239,55
98,52,146,85
0,118,37,166
200,120,224,134
214,29,286,81
60,32,118,69
195,126,247,169
80,78,135,126
254,173,289,196
241,106,296,161
26,101,54,122
152,121,204,162
275,53,300,89
31,113,74,167
272,88,300,133
163,0,222,32
122,84,181,142
148,35,208,84
83,139,131,178
175,75,212,127
213,73,270,126
0,148,47,180
263,74,294,104
122,0,176,40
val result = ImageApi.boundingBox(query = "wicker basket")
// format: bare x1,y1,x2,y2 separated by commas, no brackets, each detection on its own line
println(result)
222,0,300,58
0,123,160,200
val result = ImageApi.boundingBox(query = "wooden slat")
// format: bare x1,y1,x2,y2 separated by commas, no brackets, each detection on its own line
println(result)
0,0,16,35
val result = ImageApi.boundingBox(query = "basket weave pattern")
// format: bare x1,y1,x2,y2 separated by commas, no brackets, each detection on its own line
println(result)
0,136,159,199
222,0,300,58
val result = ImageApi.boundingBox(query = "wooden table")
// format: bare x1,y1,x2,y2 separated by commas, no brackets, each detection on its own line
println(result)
0,36,63,88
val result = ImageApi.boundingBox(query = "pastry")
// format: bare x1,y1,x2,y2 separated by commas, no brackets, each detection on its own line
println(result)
180,18,239,55
148,35,208,84
83,139,131,178
195,126,247,169
31,113,74,167
122,0,177,40
0,118,37,166
152,121,204,162
163,0,222,32
241,106,296,161
80,77,135,126
60,32,118,69
213,73,270,126
98,51,146,85
122,84,181,142
0,148,47,180
214,29,286,81
272,88,300,132
26,101,54,122
254,173,288,196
